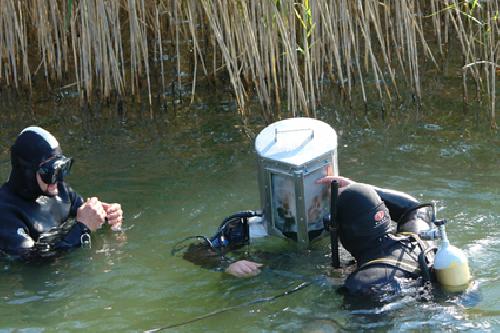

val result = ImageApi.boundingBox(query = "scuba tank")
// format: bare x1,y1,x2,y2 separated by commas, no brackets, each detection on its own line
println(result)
423,203,471,291
433,220,471,291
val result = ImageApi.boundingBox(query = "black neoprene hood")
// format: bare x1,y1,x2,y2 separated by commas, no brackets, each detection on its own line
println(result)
7,127,62,200
336,183,392,258
11,127,62,166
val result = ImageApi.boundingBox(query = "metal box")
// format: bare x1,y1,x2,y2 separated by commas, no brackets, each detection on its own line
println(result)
255,118,338,247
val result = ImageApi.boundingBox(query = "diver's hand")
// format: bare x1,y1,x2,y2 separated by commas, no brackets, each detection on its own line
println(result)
226,260,263,278
316,175,353,189
102,202,123,231
76,197,106,231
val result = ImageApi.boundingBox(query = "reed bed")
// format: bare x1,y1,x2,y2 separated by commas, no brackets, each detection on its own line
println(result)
0,0,497,127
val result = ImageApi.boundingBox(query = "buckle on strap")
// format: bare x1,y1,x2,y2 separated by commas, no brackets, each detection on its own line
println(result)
81,233,91,249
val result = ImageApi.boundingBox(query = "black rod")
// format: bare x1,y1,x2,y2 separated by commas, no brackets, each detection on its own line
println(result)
330,180,340,268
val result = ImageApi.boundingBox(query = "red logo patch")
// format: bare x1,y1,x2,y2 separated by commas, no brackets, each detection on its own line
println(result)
374,210,385,222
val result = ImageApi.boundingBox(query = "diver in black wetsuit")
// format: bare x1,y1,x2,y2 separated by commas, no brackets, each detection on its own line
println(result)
0,126,123,259
332,181,436,296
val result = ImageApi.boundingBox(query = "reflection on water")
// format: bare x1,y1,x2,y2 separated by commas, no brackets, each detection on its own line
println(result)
0,88,499,332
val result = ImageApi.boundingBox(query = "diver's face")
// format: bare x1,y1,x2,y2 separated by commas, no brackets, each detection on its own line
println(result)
35,155,72,196
36,173,58,196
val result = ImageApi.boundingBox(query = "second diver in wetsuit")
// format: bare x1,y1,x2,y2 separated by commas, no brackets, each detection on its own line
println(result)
0,126,123,260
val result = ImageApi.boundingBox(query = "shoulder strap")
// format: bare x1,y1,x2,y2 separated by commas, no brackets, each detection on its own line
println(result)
358,233,433,276
358,256,421,274
397,232,437,282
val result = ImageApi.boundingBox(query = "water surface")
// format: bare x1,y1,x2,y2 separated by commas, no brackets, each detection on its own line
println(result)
0,87,498,332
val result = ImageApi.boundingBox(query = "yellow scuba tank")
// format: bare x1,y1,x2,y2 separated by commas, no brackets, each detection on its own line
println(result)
433,217,471,291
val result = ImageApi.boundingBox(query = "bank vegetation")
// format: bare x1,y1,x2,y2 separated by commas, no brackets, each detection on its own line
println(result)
0,0,498,127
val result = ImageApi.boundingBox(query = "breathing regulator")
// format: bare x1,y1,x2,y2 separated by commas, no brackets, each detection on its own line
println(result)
171,210,261,256
207,210,261,250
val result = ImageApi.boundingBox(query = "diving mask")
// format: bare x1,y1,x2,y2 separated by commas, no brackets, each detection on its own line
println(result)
37,156,73,184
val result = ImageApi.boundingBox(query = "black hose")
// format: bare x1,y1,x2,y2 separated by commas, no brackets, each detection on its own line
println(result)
144,282,310,332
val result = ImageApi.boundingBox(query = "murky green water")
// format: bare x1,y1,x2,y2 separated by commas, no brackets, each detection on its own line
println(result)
0,84,499,332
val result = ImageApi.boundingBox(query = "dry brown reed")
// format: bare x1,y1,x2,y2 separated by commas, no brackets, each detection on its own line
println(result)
0,0,497,127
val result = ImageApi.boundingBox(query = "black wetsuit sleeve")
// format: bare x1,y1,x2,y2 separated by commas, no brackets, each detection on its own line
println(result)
67,185,84,218
0,208,36,258
182,243,233,272
374,186,432,233
56,185,88,249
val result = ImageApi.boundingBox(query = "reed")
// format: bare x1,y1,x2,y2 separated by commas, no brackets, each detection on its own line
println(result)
0,0,497,127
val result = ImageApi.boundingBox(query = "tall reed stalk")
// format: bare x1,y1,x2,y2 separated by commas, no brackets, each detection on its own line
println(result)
0,0,497,127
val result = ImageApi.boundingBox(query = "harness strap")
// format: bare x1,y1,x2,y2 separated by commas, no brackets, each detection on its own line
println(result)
407,233,435,282
358,257,420,274
358,233,437,279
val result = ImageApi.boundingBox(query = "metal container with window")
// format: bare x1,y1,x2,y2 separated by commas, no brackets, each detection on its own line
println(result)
254,118,338,247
